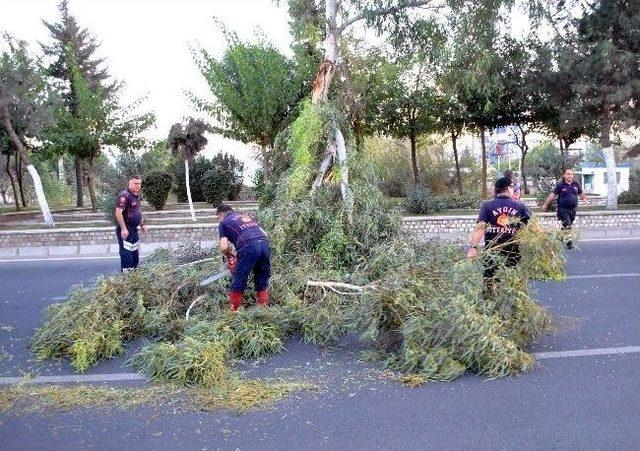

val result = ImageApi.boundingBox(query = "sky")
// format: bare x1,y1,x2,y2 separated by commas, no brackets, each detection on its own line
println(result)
0,0,295,181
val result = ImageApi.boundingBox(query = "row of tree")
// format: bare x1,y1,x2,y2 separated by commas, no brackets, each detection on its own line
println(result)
2,0,638,226
192,0,638,208
1,0,154,225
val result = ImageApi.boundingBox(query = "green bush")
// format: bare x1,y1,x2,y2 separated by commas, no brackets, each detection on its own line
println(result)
212,153,244,201
618,190,640,204
143,171,173,210
172,154,244,203
536,181,557,209
405,185,446,214
618,165,640,204
201,169,228,207
441,191,483,210
171,156,213,203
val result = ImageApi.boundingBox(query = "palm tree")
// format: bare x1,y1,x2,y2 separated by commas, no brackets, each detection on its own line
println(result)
167,118,212,221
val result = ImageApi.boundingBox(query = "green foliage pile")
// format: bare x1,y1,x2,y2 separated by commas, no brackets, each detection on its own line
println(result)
283,100,327,200
142,171,172,210
31,101,566,388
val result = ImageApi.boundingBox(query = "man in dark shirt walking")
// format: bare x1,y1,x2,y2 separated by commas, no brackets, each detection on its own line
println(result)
468,176,532,280
541,168,588,248
217,204,271,311
115,175,146,272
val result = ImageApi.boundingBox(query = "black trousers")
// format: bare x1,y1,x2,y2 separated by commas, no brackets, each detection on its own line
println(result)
556,207,577,230
483,246,522,280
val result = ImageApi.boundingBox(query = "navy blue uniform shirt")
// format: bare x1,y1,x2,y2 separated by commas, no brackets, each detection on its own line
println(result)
218,212,268,250
478,195,531,246
553,181,582,209
116,189,142,228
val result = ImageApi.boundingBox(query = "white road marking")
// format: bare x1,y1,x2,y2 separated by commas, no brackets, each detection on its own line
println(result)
1,346,638,385
567,273,639,280
49,296,68,301
0,256,119,263
0,372,146,385
580,237,640,242
534,346,640,360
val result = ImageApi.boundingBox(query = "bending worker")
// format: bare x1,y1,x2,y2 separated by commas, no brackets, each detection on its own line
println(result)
467,176,532,281
216,204,271,311
115,175,146,272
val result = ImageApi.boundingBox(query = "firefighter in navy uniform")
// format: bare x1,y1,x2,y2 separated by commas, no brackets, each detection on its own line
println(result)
467,176,532,281
114,175,146,272
216,204,271,311
541,168,588,249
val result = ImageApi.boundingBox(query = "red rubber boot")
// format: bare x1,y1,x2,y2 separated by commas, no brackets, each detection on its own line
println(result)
229,291,243,311
257,290,269,307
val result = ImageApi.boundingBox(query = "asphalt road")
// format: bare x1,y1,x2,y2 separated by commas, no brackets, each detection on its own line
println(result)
0,239,638,451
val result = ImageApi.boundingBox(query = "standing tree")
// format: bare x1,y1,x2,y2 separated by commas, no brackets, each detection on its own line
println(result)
193,34,305,183
530,38,596,162
41,0,118,207
368,57,439,184
0,36,56,224
438,94,467,195
0,45,54,227
44,47,154,211
573,0,639,209
167,118,212,222
544,0,639,209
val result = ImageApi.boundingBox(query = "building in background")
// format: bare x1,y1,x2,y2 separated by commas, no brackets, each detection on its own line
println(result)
579,163,630,196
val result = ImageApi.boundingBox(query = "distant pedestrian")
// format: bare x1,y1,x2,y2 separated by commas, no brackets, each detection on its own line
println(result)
468,176,532,282
115,175,147,272
504,169,522,200
540,168,588,249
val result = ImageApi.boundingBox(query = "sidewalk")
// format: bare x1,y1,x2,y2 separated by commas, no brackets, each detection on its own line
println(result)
1,226,637,261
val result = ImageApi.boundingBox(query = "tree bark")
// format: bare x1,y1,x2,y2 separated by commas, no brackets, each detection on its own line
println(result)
335,127,349,202
261,141,269,184
480,127,488,198
5,153,20,211
87,155,97,212
185,159,196,221
518,126,530,194
57,156,65,180
0,90,54,226
520,147,529,194
16,153,27,207
410,129,419,184
75,156,84,207
451,130,462,195
600,107,617,210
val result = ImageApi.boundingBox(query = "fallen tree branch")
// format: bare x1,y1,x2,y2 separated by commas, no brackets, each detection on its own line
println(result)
306,280,366,295
185,294,208,320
